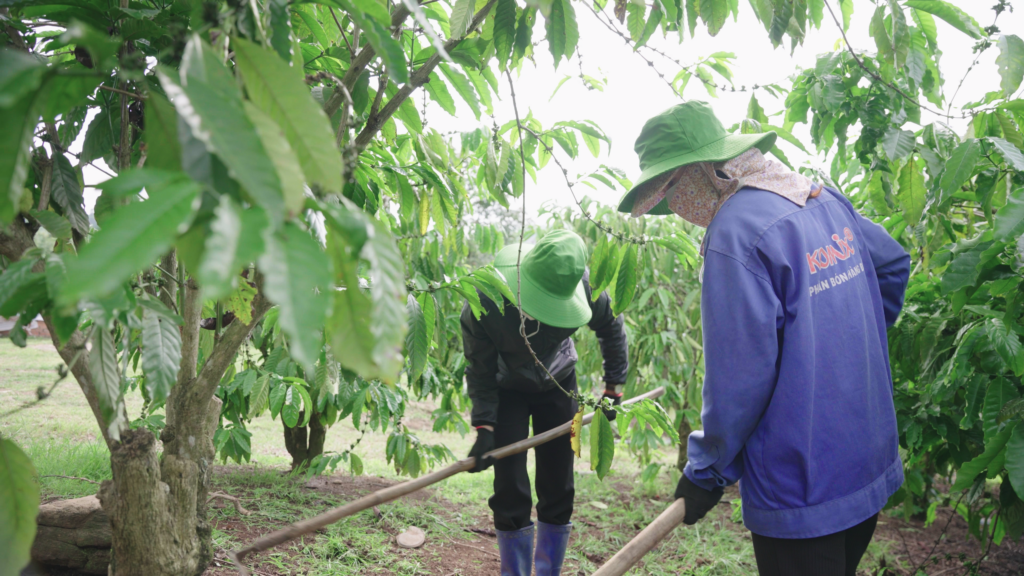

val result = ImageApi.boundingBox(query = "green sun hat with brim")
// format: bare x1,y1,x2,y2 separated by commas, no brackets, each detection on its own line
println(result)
491,230,593,329
617,101,778,215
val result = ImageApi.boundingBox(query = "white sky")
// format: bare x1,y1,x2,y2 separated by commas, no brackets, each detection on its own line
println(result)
77,1,1023,220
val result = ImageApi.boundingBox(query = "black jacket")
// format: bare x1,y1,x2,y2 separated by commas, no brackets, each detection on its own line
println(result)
461,272,629,427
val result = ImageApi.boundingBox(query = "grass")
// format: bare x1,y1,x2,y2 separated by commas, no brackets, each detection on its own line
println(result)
2,338,903,575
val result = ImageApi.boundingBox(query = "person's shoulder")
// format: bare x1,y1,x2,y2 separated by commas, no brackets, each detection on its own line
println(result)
705,187,802,259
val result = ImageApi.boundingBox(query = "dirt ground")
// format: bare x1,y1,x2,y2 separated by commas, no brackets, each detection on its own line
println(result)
202,477,1024,576
204,473,502,576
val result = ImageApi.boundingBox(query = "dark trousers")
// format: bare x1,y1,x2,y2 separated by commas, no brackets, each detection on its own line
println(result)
489,373,578,532
751,514,878,576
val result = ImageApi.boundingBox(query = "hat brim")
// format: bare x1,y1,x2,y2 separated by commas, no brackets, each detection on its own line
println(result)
617,131,778,215
493,244,592,329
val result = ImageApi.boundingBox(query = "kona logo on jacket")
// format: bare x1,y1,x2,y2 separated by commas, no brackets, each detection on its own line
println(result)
806,228,856,274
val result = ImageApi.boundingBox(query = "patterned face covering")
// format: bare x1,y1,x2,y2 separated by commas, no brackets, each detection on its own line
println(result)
630,148,821,228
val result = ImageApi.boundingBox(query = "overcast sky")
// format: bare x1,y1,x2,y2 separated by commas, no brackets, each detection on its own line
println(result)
77,1,1023,221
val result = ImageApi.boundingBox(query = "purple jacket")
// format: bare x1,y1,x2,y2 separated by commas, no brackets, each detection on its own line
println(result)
685,186,910,538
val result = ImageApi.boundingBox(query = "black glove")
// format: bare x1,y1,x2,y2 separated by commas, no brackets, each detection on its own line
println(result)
468,428,495,473
674,474,724,525
601,389,623,421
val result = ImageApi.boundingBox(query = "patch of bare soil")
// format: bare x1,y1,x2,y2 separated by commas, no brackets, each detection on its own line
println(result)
708,486,1024,576
872,507,1024,576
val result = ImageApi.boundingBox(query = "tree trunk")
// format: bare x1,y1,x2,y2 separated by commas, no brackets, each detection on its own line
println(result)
676,417,692,472
283,413,327,470
31,268,274,576
98,396,221,576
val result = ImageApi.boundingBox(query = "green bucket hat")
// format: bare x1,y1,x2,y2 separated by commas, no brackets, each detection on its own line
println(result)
617,101,777,215
491,230,593,329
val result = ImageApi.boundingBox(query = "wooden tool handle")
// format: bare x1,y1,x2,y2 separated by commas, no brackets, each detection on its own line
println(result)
591,499,688,576
231,386,666,573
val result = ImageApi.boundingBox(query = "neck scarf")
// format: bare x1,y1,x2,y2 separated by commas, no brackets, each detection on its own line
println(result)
630,148,822,228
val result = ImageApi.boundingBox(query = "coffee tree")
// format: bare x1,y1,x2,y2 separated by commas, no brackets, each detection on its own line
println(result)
4,0,1024,573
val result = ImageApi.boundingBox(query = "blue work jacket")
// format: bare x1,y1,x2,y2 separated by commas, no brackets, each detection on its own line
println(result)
684,186,911,539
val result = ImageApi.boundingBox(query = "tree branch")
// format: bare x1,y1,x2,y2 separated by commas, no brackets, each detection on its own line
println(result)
177,278,202,390
195,276,272,400
98,85,146,101
822,0,952,119
323,5,412,118
353,0,499,149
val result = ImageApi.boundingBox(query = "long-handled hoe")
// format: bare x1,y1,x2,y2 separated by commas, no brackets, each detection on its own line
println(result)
230,387,667,574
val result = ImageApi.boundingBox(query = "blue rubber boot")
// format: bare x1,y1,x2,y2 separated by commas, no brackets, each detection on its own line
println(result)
496,524,534,576
534,521,572,576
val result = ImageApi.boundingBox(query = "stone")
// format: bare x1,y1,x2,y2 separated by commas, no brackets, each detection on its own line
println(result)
396,526,426,549
31,496,111,575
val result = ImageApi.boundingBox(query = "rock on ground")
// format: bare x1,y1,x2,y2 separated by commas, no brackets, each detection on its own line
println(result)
30,495,111,575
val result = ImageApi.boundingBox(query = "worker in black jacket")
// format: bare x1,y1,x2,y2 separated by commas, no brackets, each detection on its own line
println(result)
460,229,629,576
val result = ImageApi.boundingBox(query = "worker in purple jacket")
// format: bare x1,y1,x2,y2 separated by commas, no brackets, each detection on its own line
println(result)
618,102,910,576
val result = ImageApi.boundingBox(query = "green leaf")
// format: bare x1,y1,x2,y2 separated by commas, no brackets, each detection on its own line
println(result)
60,175,199,305
952,423,1017,491
281,387,300,428
905,1,984,39
80,101,119,164
545,0,579,66
424,77,457,116
612,243,638,315
350,452,364,475
0,259,39,312
882,128,915,161
590,236,621,299
699,0,728,36
0,438,40,576
0,49,45,108
768,0,793,46
417,292,436,347
323,201,407,383
938,139,982,206
156,36,284,225
494,0,517,71
941,236,991,294
59,20,122,70
247,374,271,419
997,35,1024,99
1007,425,1024,497
405,293,428,384
438,64,480,120
995,188,1024,241
984,375,1021,441
294,383,314,427
259,223,331,370
0,90,39,224
49,153,90,234
40,74,101,122
233,37,343,193
142,306,182,404
335,0,410,84
911,8,937,46
513,7,536,67
626,3,645,42
897,157,926,227
474,265,517,303
142,92,181,172
196,196,243,301
989,137,1024,172
242,102,306,217
996,113,1024,149
589,408,615,480
30,209,71,240
89,328,126,441
449,0,476,38
226,280,256,325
